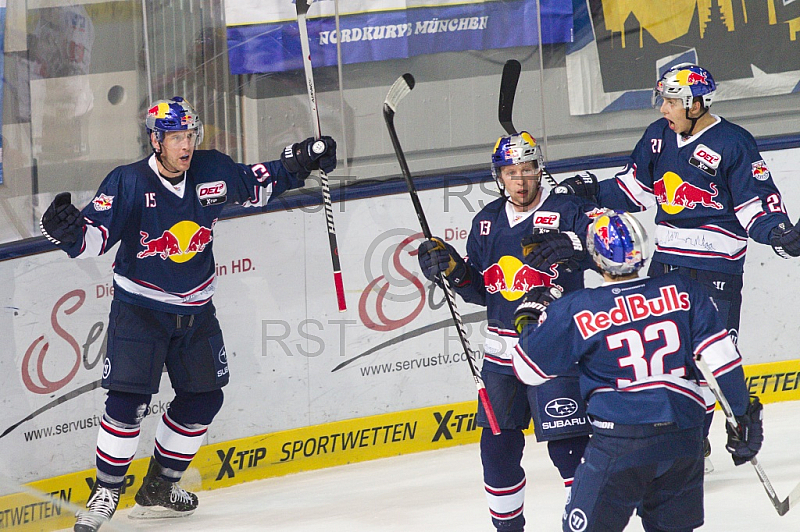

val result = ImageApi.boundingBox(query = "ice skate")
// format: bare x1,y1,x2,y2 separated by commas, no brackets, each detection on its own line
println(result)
74,484,120,532
129,457,198,519
704,437,714,474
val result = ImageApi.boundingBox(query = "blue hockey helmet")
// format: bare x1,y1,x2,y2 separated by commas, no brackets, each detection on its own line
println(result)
491,131,544,180
146,96,204,146
653,63,716,110
587,210,648,276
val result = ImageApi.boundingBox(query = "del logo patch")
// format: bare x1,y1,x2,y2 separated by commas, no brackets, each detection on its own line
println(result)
196,181,227,206
688,144,721,177
533,211,560,229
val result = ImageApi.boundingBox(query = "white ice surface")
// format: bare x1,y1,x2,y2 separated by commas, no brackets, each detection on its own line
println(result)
61,400,800,531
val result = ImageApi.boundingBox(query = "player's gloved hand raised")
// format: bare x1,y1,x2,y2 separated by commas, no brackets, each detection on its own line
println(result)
725,395,764,466
40,192,84,246
514,286,562,333
521,229,586,273
417,238,469,286
553,172,598,198
280,136,337,180
770,218,800,258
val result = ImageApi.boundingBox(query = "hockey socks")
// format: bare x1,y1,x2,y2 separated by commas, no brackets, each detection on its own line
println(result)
94,392,151,487
153,412,208,480
481,429,526,531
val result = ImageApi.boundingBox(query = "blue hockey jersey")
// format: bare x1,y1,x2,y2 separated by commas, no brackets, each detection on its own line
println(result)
452,191,602,374
513,272,750,428
59,150,302,313
597,117,791,274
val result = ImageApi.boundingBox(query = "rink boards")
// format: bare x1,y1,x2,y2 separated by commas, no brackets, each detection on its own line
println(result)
2,359,800,532
3,147,800,530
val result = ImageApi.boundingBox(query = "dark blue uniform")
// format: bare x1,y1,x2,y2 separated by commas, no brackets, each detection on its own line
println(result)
597,116,791,337
52,150,301,487
451,191,601,531
514,273,749,532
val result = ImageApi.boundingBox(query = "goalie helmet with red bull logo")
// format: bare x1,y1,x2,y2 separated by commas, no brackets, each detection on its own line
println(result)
587,210,648,276
145,96,204,146
653,63,716,110
491,131,544,180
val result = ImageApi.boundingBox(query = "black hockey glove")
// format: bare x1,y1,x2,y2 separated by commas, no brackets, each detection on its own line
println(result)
725,395,764,466
40,192,84,246
552,172,598,198
514,286,562,333
770,219,800,258
280,136,337,180
417,238,469,286
521,230,586,273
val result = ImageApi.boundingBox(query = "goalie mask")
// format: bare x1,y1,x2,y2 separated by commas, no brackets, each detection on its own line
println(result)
491,132,544,207
146,96,204,148
587,210,648,276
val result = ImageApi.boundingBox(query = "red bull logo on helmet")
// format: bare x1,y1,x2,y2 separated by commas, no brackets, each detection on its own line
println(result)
148,102,171,119
137,219,216,262
593,215,612,249
675,69,709,86
653,172,723,215
483,255,559,301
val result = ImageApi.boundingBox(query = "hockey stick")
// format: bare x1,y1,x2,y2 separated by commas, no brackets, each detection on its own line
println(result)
695,355,799,515
498,59,558,188
383,74,501,436
295,0,347,312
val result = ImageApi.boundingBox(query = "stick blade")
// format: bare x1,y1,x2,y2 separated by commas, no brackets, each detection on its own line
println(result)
384,73,416,114
294,0,311,16
499,59,521,135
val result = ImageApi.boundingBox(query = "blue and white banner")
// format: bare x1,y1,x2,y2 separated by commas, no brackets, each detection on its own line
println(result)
226,0,574,75
567,0,800,115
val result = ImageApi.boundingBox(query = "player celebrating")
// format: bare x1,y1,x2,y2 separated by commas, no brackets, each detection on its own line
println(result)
554,63,798,469
39,97,336,532
417,132,600,532
513,210,763,532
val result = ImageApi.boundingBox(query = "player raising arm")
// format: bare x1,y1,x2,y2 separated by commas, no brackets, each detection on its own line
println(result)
554,63,794,470
418,132,602,532
513,210,763,532
40,97,336,532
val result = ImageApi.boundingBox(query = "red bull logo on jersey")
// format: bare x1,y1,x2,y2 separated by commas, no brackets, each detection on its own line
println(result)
751,160,771,181
483,255,559,301
574,285,691,340
653,172,723,215
137,219,217,262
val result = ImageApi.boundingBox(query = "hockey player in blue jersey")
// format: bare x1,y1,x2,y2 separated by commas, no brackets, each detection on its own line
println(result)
554,63,797,471
39,97,337,532
513,210,763,532
417,132,602,532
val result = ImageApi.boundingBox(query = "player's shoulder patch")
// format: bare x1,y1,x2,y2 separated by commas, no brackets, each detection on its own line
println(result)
751,159,770,181
92,193,114,211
